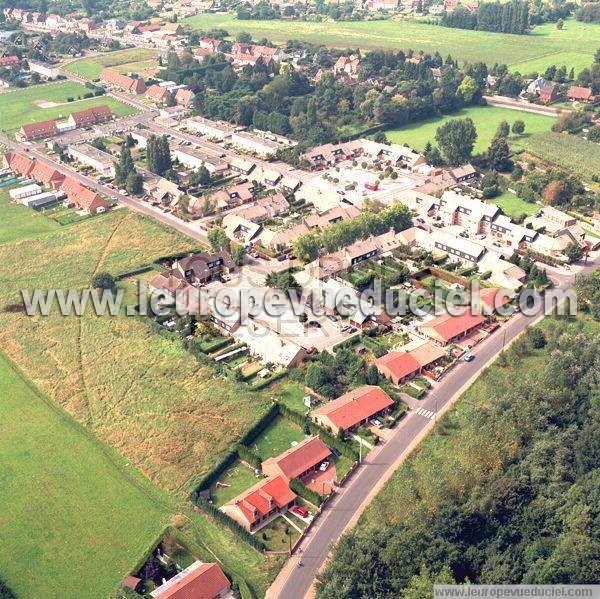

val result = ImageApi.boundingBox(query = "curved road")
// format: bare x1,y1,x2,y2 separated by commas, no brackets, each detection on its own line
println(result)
270,259,598,599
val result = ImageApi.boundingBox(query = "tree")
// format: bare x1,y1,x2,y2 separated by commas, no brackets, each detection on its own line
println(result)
557,18,564,29
496,120,510,138
207,227,229,252
424,142,444,167
435,118,477,166
91,272,115,290
512,120,525,135
165,91,176,107
125,171,143,195
146,134,172,176
457,75,479,103
487,134,513,172
587,127,600,143
564,242,584,263
236,31,252,43
114,146,135,186
527,327,547,349
402,565,455,599
233,245,245,266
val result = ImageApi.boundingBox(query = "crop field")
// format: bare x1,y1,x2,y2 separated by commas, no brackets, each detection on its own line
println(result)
520,132,600,180
0,352,169,599
65,48,158,80
185,14,599,70
0,189,59,243
0,81,137,136
386,105,554,153
0,210,273,493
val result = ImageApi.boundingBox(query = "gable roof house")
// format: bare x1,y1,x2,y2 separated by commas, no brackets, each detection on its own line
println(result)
149,561,231,599
374,341,446,385
310,385,394,435
4,152,35,177
17,119,59,142
224,475,297,532
418,310,485,346
60,177,109,214
172,251,236,285
175,87,195,107
567,86,597,104
29,160,65,189
231,192,289,223
66,105,114,128
100,68,146,94
539,83,561,105
145,84,172,104
262,436,332,481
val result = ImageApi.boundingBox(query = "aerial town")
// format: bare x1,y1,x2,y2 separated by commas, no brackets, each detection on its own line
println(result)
0,1,598,599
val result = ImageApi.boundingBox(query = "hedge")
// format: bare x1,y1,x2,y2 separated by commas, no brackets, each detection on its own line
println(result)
237,444,262,470
249,369,287,391
239,404,279,446
196,499,265,551
399,385,426,399
289,477,324,506
191,450,238,497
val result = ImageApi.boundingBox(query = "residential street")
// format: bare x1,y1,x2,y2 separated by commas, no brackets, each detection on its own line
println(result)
267,258,598,599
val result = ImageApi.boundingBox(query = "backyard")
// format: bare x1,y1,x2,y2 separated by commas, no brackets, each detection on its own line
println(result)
185,15,599,71
491,190,539,219
386,105,554,153
0,81,137,136
209,460,262,507
64,48,158,80
250,416,307,461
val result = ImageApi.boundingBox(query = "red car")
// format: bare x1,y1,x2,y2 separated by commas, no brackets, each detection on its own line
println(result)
291,505,309,518
305,347,316,355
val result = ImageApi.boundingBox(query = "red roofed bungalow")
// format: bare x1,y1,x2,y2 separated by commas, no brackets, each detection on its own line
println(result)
418,310,485,346
0,55,19,68
100,68,146,94
146,84,171,103
224,475,296,532
29,161,65,189
149,561,230,599
374,341,445,385
3,152,35,177
567,86,597,104
262,436,331,481
310,385,394,436
61,177,108,215
476,287,513,315
17,119,59,142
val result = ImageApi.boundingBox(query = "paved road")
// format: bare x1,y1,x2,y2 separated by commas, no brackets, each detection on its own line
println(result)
270,259,598,599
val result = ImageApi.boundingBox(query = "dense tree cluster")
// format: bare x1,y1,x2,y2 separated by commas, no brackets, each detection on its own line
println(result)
576,2,600,23
443,0,530,34
146,134,173,178
316,314,600,597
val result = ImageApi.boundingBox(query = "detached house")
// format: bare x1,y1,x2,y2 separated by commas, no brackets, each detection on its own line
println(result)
567,86,597,104
262,436,332,481
101,68,146,94
539,83,561,105
149,561,231,599
375,341,446,385
171,251,236,285
418,311,485,346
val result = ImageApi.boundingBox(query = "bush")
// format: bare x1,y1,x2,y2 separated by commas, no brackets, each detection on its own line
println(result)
91,272,115,290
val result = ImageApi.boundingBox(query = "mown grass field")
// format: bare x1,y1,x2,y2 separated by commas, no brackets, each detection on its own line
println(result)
386,105,554,153
64,48,158,80
185,14,599,70
0,81,137,136
491,190,539,218
0,352,170,599
0,189,59,243
520,131,600,180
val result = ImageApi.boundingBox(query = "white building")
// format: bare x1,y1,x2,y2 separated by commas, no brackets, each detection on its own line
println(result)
9,183,42,200
67,144,115,177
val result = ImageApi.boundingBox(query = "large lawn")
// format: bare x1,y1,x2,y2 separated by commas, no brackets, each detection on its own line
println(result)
0,189,59,243
520,131,600,181
251,416,307,461
65,48,158,80
0,352,169,599
492,190,539,219
185,14,599,70
386,105,554,153
0,81,137,136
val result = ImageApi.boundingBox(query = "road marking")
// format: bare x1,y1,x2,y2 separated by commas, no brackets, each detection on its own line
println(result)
415,407,436,420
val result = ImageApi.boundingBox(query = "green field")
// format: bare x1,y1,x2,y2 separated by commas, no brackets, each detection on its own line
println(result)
0,81,137,136
521,131,600,180
492,190,539,218
64,48,158,80
186,14,599,70
386,105,554,153
507,50,594,75
0,352,169,599
251,416,306,460
0,189,59,243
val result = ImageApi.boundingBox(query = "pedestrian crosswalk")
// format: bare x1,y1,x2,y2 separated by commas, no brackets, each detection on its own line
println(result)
415,407,436,420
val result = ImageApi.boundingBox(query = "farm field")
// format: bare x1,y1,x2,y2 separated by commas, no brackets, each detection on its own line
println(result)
491,190,539,219
0,189,59,243
386,105,554,153
64,48,158,80
521,132,600,181
0,81,137,136
185,14,600,70
0,352,169,599
0,209,273,493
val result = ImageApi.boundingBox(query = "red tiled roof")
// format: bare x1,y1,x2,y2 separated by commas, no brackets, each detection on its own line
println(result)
175,88,194,106
420,311,485,343
4,152,35,176
0,55,19,67
61,176,108,213
311,386,394,431
29,161,65,187
262,436,331,480
374,352,421,382
567,86,593,101
69,105,113,126
145,84,171,102
233,476,296,527
20,119,58,140
151,562,230,599
477,287,512,311
101,68,146,94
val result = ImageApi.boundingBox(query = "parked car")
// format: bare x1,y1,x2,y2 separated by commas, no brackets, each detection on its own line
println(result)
370,419,383,429
291,505,309,518
464,353,474,362
329,446,341,457
119,189,128,196
319,461,329,472
305,346,317,355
